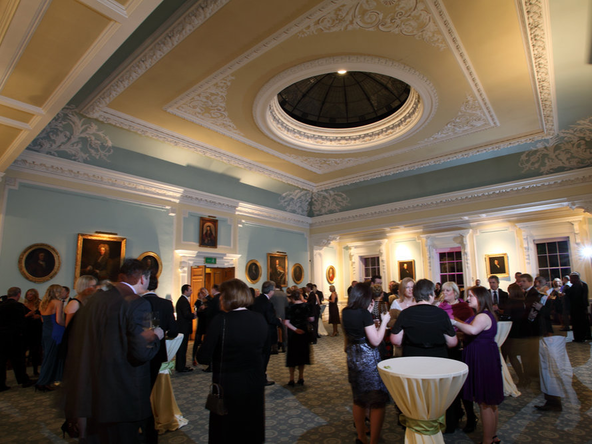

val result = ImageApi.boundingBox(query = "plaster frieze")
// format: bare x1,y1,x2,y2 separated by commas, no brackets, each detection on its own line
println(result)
312,168,592,227
236,203,311,229
569,200,592,215
298,0,447,50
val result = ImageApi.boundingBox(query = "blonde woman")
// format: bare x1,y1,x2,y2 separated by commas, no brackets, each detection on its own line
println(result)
64,275,98,327
328,285,341,336
390,278,415,311
23,289,43,376
36,284,65,391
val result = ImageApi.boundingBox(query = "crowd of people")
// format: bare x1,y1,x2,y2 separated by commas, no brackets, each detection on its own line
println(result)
0,263,589,444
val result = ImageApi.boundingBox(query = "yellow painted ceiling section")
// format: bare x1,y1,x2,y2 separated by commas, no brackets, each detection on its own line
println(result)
0,104,33,123
2,0,111,106
0,125,22,148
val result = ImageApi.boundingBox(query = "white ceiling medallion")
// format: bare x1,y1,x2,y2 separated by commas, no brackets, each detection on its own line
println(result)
253,56,437,153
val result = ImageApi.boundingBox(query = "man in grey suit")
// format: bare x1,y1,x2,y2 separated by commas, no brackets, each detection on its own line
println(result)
270,285,289,353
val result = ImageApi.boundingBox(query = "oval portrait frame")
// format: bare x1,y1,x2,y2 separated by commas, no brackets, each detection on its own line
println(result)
292,263,304,285
326,265,336,284
245,259,262,284
18,243,61,283
138,251,163,278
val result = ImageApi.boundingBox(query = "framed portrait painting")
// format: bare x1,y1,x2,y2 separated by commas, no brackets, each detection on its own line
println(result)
18,243,61,283
267,253,288,287
245,259,262,284
398,260,415,280
76,233,126,283
485,253,509,278
291,263,304,285
199,217,218,248
326,265,336,284
138,251,162,278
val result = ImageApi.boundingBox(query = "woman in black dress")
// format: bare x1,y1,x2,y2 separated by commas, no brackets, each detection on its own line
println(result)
328,285,341,336
284,290,314,386
197,279,268,444
342,283,391,444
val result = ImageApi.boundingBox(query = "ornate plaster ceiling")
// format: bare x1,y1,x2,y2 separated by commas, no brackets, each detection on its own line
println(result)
1,0,588,196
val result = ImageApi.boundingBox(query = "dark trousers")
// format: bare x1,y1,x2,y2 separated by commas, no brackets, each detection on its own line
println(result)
175,332,189,371
0,340,29,386
571,307,591,341
87,416,157,443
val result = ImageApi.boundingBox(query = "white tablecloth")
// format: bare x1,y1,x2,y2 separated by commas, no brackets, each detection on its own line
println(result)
494,321,520,397
378,357,468,444
150,335,188,434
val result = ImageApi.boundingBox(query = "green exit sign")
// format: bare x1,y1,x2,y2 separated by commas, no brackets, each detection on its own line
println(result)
205,257,217,264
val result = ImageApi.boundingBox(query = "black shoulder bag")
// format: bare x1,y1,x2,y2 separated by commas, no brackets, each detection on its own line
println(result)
205,316,228,415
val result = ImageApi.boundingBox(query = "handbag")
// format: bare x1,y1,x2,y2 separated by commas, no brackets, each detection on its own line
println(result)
205,383,228,416
204,317,228,416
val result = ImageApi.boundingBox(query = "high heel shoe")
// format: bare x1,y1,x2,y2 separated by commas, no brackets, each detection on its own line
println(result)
297,379,304,385
61,419,80,438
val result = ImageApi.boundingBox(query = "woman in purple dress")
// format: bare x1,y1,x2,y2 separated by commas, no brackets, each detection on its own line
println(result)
453,286,503,444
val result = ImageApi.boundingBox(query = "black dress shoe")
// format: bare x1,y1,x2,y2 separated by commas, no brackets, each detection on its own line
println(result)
463,417,478,433
535,403,562,412
265,380,275,386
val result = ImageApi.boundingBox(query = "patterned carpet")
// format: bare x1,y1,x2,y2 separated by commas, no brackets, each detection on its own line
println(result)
1,322,592,443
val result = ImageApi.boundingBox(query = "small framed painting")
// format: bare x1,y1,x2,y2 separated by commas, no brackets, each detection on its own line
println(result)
398,260,415,280
76,233,126,283
267,253,288,287
292,263,304,285
246,259,262,284
19,243,61,283
199,217,218,248
485,253,509,278
326,265,336,284
138,251,163,278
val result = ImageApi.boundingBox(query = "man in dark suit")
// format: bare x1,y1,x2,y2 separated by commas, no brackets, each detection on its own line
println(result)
306,283,321,343
519,273,543,381
63,259,163,443
0,287,35,391
201,285,221,373
566,272,590,342
143,274,179,387
251,280,281,386
175,284,195,373
488,275,508,315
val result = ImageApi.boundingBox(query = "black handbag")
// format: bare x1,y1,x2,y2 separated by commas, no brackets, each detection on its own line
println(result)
204,317,228,416
205,383,228,416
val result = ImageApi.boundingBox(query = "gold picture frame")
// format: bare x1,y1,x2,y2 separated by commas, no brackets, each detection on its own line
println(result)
398,260,415,280
138,251,163,278
245,259,262,284
267,253,288,287
76,233,126,283
485,253,509,278
326,265,336,284
292,263,304,285
199,217,218,248
18,243,61,283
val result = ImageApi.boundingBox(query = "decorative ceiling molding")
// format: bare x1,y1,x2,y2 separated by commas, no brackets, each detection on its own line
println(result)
519,115,592,174
28,106,113,163
516,0,557,135
91,107,317,191
297,0,447,50
236,203,311,229
172,74,243,135
277,189,351,216
82,0,231,117
418,94,489,144
312,167,592,227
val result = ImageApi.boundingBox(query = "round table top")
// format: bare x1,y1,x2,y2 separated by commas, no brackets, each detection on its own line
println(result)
378,357,468,379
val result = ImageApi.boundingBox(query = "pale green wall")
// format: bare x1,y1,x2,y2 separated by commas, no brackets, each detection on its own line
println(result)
0,182,175,299
237,223,308,290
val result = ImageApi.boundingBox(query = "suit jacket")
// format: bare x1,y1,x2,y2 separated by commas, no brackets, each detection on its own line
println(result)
176,295,193,335
490,288,509,311
523,286,543,336
204,294,222,332
0,299,26,348
251,294,281,332
63,282,159,423
143,293,179,364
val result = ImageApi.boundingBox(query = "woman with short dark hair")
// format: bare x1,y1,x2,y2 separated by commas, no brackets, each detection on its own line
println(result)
342,283,391,444
197,279,268,443
284,290,314,386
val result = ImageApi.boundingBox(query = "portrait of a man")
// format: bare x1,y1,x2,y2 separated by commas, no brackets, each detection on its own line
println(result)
76,234,126,283
398,260,415,280
138,252,162,278
199,217,218,248
267,253,287,287
485,253,509,277
19,243,61,283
